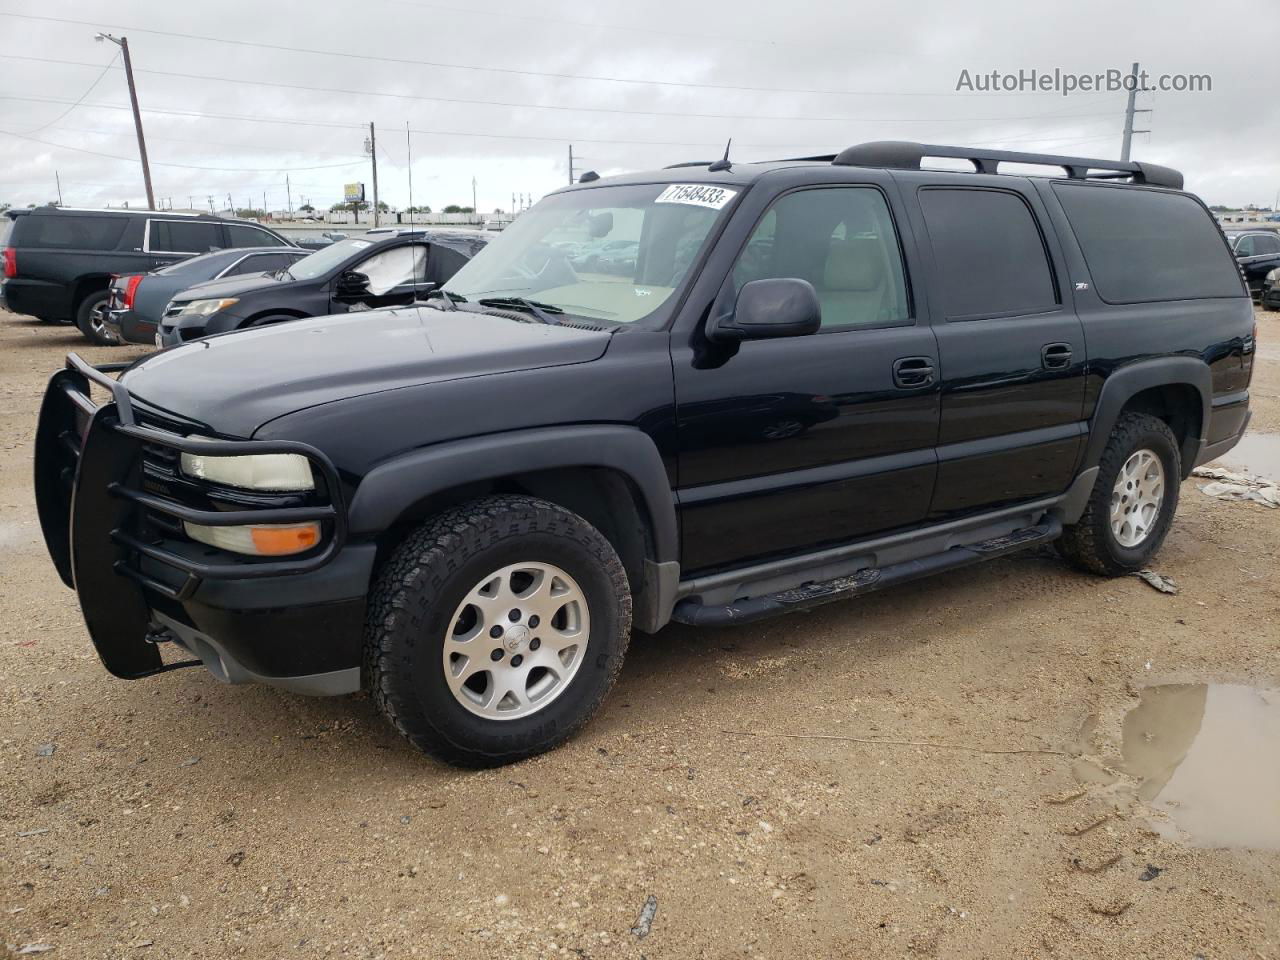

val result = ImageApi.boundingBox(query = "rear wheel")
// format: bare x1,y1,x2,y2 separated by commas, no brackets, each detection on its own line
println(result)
1059,412,1180,575
365,495,631,767
75,290,118,346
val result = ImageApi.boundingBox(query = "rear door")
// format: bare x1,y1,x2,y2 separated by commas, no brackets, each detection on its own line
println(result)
897,175,1087,519
144,219,225,269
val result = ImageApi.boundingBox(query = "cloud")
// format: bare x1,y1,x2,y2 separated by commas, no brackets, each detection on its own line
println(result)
0,0,1275,210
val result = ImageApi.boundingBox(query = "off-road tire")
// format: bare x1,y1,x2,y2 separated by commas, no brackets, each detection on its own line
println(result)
1058,412,1181,576
365,495,631,767
75,290,117,346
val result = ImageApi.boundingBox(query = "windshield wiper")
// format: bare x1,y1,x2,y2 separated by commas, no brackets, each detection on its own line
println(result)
478,296,563,325
425,288,467,310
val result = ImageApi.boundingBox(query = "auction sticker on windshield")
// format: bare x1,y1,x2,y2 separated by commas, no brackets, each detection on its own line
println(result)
654,184,737,210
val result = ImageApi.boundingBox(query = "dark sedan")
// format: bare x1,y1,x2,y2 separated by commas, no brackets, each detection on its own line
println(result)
1224,229,1280,299
104,246,310,345
157,229,486,346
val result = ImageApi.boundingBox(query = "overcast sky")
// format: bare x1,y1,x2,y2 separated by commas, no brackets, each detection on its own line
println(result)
1,0,1277,213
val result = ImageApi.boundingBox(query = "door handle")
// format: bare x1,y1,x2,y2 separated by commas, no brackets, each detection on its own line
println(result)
892,356,935,388
1041,342,1073,370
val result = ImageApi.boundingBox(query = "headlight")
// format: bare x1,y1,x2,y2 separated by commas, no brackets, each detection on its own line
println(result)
175,297,238,317
184,521,320,556
180,452,314,491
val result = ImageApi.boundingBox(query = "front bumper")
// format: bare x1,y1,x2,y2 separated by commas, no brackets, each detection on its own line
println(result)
34,354,370,694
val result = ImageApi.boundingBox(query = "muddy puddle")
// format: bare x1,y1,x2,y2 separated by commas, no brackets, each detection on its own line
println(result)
1218,432,1280,482
1080,684,1280,851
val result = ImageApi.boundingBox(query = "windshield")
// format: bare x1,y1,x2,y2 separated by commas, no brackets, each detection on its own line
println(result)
444,182,738,326
285,236,378,280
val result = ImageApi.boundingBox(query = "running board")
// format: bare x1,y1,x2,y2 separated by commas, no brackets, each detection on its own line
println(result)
670,519,1061,626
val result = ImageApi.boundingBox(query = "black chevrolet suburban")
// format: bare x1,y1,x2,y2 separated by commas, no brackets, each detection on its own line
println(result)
35,142,1255,767
1,206,291,343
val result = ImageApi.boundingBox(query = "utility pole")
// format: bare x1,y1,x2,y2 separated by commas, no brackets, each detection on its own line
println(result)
95,34,155,210
55,170,63,205
568,144,575,185
1120,61,1151,162
472,177,477,220
207,195,214,213
286,175,292,216
368,122,380,228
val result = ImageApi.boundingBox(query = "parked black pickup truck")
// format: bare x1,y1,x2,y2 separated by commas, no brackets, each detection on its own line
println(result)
35,141,1255,767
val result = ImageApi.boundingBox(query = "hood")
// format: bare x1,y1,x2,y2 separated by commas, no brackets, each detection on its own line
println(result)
170,271,290,303
121,306,612,437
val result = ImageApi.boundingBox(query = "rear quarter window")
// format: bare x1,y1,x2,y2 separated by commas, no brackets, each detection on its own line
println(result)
1052,184,1243,303
18,214,128,250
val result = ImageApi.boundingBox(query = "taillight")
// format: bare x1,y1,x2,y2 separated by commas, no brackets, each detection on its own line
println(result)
123,274,143,308
2,248,15,279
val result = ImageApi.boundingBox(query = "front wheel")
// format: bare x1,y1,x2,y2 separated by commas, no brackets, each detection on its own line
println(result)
1058,412,1180,576
364,495,631,767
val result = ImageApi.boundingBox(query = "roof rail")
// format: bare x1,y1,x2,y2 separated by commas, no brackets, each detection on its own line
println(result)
663,160,715,169
831,141,1183,190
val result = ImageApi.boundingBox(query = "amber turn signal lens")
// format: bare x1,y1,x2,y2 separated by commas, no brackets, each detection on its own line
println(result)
249,522,321,556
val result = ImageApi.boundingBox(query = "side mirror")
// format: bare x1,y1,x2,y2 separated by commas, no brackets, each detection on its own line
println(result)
335,269,369,296
706,278,822,343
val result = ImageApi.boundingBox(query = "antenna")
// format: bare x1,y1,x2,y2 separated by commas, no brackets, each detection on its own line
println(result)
707,138,733,172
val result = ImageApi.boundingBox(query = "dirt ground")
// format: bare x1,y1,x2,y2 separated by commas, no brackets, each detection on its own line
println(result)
2,310,1278,960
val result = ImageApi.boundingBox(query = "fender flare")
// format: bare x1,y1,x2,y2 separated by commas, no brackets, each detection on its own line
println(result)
1081,356,1212,477
347,425,679,564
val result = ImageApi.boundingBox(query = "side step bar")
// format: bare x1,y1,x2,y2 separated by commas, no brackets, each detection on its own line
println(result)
670,519,1061,626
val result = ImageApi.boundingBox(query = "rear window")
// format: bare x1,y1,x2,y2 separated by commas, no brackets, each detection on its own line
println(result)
0,216,14,246
18,214,128,251
149,220,223,253
226,223,288,248
1053,184,1243,303
917,187,1058,320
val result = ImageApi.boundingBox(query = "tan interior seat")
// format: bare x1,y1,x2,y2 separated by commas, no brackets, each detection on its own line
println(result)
821,236,887,328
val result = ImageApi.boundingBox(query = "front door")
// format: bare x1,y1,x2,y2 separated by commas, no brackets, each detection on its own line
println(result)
897,176,1088,519
673,181,940,574
1234,233,1280,296
332,243,430,311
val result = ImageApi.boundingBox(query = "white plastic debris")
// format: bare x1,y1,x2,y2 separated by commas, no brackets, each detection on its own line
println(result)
1134,570,1179,595
1191,467,1279,509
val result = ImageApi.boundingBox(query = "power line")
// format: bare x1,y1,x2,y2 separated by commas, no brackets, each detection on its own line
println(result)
22,51,119,135
0,128,369,172
0,12,1142,100
0,54,1121,126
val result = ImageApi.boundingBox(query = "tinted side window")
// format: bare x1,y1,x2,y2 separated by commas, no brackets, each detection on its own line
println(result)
1053,184,1243,302
150,220,222,253
222,253,272,276
918,188,1057,320
227,224,287,248
1252,234,1280,256
730,187,910,330
24,214,128,250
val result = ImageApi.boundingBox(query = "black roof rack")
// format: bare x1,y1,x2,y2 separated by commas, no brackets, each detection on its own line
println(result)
831,141,1182,190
